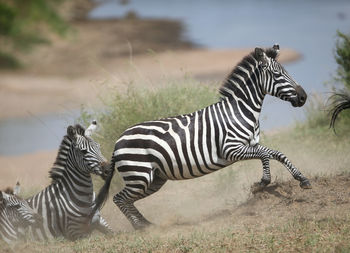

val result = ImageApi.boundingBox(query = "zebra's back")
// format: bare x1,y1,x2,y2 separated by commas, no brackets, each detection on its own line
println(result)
114,107,231,181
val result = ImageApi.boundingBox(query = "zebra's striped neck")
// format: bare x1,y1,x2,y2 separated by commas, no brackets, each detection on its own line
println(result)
219,53,265,123
46,135,94,203
49,136,91,183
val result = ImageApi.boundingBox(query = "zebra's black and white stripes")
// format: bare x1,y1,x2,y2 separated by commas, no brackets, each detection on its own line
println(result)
0,190,40,244
110,45,311,229
25,123,114,241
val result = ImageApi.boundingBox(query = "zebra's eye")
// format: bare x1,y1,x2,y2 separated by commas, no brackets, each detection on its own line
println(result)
81,149,88,155
273,71,282,77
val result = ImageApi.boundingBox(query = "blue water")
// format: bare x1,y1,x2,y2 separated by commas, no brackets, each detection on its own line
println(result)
1,0,350,155
91,0,350,129
0,112,79,156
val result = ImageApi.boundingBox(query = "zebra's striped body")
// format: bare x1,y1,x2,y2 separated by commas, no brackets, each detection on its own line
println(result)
0,190,40,244
26,124,113,241
111,45,311,229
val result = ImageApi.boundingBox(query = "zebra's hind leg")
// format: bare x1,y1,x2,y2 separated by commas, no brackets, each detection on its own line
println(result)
113,172,167,230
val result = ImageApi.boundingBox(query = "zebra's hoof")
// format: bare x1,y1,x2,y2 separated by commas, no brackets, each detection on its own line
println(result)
300,179,312,189
251,181,269,194
133,221,153,230
259,178,271,187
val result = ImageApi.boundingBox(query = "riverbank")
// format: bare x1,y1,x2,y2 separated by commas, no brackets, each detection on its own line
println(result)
0,18,300,120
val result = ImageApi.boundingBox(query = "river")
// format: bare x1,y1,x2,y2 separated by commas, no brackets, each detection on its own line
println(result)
1,0,350,155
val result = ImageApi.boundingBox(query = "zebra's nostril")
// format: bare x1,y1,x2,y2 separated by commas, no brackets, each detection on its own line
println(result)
300,96,305,103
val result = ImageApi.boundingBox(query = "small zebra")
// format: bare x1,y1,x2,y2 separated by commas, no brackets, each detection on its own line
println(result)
26,122,115,241
0,187,41,244
109,44,312,229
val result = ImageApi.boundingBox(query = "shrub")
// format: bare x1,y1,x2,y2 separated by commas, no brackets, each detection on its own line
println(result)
298,31,350,134
80,78,219,157
335,31,350,89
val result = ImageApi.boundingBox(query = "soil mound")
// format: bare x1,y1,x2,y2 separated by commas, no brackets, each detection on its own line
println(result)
230,173,350,226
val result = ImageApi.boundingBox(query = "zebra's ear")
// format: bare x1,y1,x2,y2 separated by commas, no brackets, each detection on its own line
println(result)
67,126,78,141
255,47,268,66
75,124,86,136
265,44,280,59
273,44,280,53
0,191,3,205
14,181,20,196
255,47,264,58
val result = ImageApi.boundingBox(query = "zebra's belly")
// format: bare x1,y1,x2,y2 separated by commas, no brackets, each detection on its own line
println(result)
115,151,231,181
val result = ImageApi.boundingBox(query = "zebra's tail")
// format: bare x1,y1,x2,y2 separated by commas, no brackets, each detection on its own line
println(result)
329,91,350,133
90,162,116,217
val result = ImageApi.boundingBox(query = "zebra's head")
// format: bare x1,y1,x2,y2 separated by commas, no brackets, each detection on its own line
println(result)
67,122,109,176
255,44,307,107
0,190,41,226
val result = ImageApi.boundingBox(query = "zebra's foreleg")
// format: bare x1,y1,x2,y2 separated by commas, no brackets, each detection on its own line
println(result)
230,144,311,189
260,155,272,186
266,147,312,189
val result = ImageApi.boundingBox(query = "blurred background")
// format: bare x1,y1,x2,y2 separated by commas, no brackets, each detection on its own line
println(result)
0,0,349,184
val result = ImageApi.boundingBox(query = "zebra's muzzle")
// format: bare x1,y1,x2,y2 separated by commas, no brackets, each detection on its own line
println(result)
93,167,103,175
92,161,110,176
291,86,307,107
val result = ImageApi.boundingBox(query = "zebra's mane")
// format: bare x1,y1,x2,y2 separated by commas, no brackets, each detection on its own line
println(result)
219,48,277,99
49,125,85,183
3,187,14,195
219,51,258,99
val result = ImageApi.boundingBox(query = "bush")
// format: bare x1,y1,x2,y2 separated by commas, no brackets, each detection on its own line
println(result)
0,0,69,68
335,31,350,89
80,78,219,156
327,31,350,132
298,31,350,134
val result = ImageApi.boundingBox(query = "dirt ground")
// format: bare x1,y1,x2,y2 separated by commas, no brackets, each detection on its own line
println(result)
102,169,350,234
144,173,350,234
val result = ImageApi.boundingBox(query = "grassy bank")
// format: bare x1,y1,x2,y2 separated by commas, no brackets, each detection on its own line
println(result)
7,214,350,253
2,80,350,252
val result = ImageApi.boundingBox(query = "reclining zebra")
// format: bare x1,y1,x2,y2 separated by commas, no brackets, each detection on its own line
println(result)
24,122,115,241
0,185,41,244
109,44,312,229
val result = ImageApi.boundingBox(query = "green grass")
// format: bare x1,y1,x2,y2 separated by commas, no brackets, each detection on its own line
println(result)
80,78,218,157
0,50,21,69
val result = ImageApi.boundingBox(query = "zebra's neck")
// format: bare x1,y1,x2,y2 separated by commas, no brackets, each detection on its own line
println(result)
28,135,94,209
219,54,265,124
51,148,94,204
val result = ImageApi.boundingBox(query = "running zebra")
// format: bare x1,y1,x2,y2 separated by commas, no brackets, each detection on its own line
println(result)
110,45,312,229
0,188,41,244
26,122,115,241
